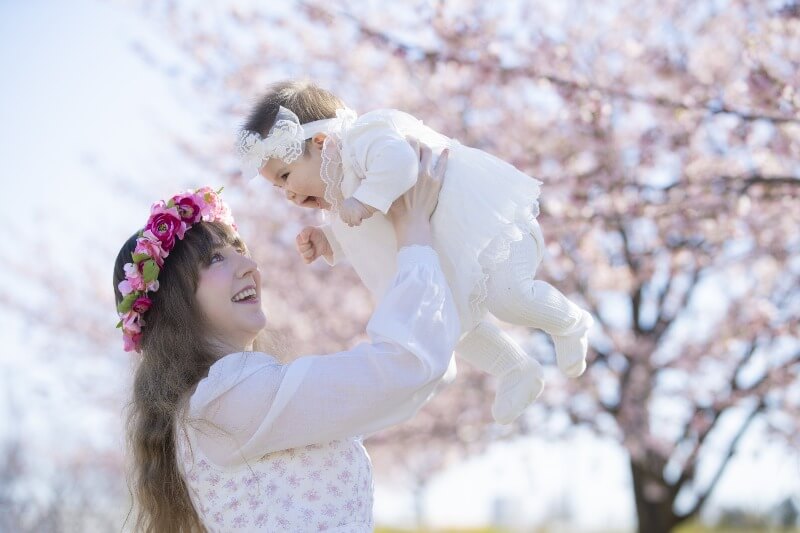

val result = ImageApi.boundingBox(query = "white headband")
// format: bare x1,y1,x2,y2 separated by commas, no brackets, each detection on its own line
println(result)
236,106,357,179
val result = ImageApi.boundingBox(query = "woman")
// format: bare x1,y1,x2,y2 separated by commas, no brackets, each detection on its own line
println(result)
113,143,458,532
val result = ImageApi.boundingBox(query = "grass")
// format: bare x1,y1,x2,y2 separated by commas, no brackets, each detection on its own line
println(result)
375,525,800,533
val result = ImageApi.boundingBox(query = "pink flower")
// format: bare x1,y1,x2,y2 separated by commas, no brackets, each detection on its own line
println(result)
123,263,145,292
134,236,167,267
195,187,221,218
118,279,134,297
171,193,203,225
122,311,142,333
123,331,142,352
145,202,185,251
132,296,152,314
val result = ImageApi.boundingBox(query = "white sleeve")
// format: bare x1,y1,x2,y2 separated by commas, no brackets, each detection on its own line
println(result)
319,223,344,266
187,245,460,467
350,132,419,215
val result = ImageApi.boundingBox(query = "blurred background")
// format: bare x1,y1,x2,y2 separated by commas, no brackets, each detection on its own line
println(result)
1,0,798,531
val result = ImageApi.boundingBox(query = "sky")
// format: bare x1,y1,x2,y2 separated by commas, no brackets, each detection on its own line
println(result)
0,0,798,530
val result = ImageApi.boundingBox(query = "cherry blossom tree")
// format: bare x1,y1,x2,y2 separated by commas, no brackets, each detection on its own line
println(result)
126,2,798,531
3,0,798,531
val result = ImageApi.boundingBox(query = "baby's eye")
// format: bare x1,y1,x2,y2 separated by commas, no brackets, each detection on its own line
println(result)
280,172,290,181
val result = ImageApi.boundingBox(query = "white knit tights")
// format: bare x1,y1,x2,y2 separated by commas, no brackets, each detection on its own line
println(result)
483,230,592,377
456,320,544,424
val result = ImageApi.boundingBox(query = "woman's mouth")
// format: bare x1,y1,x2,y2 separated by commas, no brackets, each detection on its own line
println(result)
231,287,259,304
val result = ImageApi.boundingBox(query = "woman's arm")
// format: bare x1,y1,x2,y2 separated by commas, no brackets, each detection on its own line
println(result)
188,142,454,467
189,246,459,466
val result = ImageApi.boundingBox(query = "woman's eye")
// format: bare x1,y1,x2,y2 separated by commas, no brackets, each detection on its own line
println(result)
210,252,224,263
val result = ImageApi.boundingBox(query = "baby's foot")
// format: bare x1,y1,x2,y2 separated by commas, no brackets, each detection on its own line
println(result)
552,311,593,378
492,357,545,425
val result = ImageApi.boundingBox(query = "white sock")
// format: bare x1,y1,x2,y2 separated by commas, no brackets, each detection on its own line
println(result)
457,321,545,424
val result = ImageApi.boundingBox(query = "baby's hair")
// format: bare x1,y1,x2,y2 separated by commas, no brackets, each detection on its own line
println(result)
243,79,346,155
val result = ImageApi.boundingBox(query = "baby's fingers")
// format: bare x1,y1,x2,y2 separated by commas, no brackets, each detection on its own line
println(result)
296,226,313,245
303,249,316,261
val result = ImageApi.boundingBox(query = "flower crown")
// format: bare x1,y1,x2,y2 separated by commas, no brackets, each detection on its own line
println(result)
236,106,357,179
116,186,237,352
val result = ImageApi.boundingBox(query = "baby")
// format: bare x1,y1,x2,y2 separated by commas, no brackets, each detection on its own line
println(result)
237,80,593,424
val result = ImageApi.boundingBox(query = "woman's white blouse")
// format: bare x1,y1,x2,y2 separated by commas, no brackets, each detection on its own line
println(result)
176,245,460,532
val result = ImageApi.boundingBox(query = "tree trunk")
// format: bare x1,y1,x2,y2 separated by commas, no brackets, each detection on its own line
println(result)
412,479,427,531
630,459,680,533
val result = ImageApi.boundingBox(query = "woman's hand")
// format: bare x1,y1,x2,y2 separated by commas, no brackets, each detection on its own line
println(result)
388,138,449,248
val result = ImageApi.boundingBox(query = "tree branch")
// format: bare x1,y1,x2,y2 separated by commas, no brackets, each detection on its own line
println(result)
676,401,764,521
653,263,702,343
672,336,759,493
306,2,800,125
725,175,800,193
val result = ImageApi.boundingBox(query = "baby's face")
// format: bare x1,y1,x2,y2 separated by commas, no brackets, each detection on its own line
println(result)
259,134,331,210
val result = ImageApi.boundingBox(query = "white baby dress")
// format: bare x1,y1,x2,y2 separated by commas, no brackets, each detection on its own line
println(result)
319,109,543,333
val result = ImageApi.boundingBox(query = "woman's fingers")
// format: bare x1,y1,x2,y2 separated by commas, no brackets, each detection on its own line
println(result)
433,148,449,179
419,143,433,176
406,135,420,158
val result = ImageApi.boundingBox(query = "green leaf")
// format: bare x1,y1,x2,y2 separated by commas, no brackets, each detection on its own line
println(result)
142,260,160,283
117,293,137,314
167,198,175,208
132,253,149,264
216,186,224,194
116,320,123,329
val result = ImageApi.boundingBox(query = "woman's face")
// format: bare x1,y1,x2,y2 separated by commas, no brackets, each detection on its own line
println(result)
195,241,267,352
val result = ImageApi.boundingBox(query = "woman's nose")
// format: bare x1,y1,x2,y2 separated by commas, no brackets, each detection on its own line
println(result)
237,254,259,277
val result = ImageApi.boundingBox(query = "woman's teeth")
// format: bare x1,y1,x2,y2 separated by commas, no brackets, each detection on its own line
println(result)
232,287,257,302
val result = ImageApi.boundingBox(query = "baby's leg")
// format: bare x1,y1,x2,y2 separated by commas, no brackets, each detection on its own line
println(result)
456,320,544,424
484,229,593,378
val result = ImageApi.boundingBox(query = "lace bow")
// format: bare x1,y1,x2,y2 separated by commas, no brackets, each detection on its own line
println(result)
236,107,357,179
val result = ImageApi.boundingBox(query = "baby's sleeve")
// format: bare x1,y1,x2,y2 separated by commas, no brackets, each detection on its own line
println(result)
187,245,460,468
350,126,419,215
319,223,344,266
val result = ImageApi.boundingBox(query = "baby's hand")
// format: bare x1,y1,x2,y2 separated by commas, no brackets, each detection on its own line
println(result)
295,226,332,264
339,197,377,227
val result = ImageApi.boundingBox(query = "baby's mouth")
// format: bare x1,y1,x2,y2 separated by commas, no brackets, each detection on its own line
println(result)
300,196,322,209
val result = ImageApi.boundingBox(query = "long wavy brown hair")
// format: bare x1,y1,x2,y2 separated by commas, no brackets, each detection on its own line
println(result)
113,221,273,532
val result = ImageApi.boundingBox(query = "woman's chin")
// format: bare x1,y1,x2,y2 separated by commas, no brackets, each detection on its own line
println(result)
245,312,268,333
